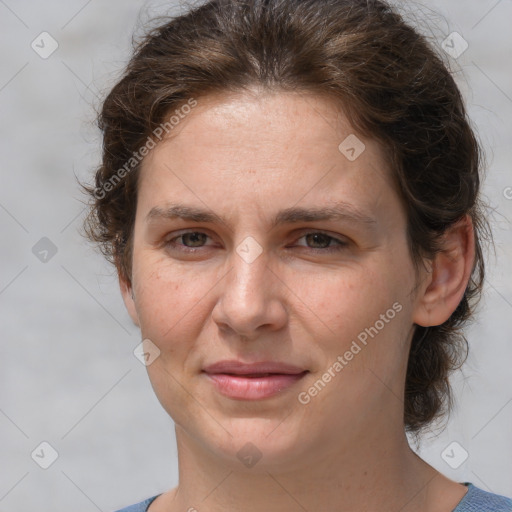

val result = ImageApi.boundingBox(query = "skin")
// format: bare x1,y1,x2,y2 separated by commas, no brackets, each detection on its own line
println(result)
119,88,475,512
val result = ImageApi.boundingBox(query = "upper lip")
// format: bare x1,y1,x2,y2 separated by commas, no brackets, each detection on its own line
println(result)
202,360,308,375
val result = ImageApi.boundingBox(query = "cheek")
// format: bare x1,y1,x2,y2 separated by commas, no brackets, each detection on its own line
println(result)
296,268,411,414
294,260,411,375
133,256,212,347
134,259,213,418
292,266,390,340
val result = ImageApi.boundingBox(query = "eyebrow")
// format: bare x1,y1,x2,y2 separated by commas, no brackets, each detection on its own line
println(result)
145,202,378,231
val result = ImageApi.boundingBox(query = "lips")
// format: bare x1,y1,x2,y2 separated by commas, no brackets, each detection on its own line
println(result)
202,360,307,375
202,360,309,400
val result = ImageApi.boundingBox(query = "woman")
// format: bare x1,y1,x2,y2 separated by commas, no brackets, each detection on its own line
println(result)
82,0,512,510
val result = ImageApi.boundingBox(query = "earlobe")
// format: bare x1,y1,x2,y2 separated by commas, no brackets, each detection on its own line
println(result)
413,215,475,327
119,274,140,327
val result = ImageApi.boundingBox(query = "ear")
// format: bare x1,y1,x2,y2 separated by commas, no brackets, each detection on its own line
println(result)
413,214,475,327
119,272,140,327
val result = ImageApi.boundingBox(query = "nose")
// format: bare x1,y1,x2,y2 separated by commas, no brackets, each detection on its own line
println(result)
211,244,288,340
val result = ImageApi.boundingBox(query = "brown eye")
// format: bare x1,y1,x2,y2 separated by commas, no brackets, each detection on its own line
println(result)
179,232,208,247
294,232,348,252
165,231,213,252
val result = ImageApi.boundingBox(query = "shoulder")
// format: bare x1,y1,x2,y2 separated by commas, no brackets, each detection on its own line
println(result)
453,483,512,512
111,495,161,512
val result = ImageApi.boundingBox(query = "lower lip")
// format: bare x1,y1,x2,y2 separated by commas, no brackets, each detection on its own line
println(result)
204,372,308,400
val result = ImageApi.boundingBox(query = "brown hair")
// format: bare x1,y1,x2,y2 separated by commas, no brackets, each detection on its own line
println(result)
81,0,493,436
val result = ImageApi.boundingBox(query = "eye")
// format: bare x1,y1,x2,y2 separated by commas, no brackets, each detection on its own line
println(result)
293,231,349,252
164,230,349,254
165,231,213,252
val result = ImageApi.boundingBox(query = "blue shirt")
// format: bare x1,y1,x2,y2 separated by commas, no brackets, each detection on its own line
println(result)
112,482,512,511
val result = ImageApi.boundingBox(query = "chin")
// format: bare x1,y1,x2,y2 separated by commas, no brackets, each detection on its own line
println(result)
203,417,312,472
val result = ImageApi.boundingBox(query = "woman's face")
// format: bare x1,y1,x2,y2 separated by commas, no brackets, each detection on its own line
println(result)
123,89,426,469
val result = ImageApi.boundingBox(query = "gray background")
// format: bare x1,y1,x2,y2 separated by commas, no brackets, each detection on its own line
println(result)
0,0,511,510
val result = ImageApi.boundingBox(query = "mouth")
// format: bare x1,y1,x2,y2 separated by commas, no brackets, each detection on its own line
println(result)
202,370,309,400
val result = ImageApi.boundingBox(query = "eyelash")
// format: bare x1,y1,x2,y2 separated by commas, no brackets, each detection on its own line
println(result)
164,230,349,254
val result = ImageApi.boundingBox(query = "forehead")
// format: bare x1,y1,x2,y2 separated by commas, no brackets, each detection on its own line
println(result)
147,89,379,161
136,89,398,227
